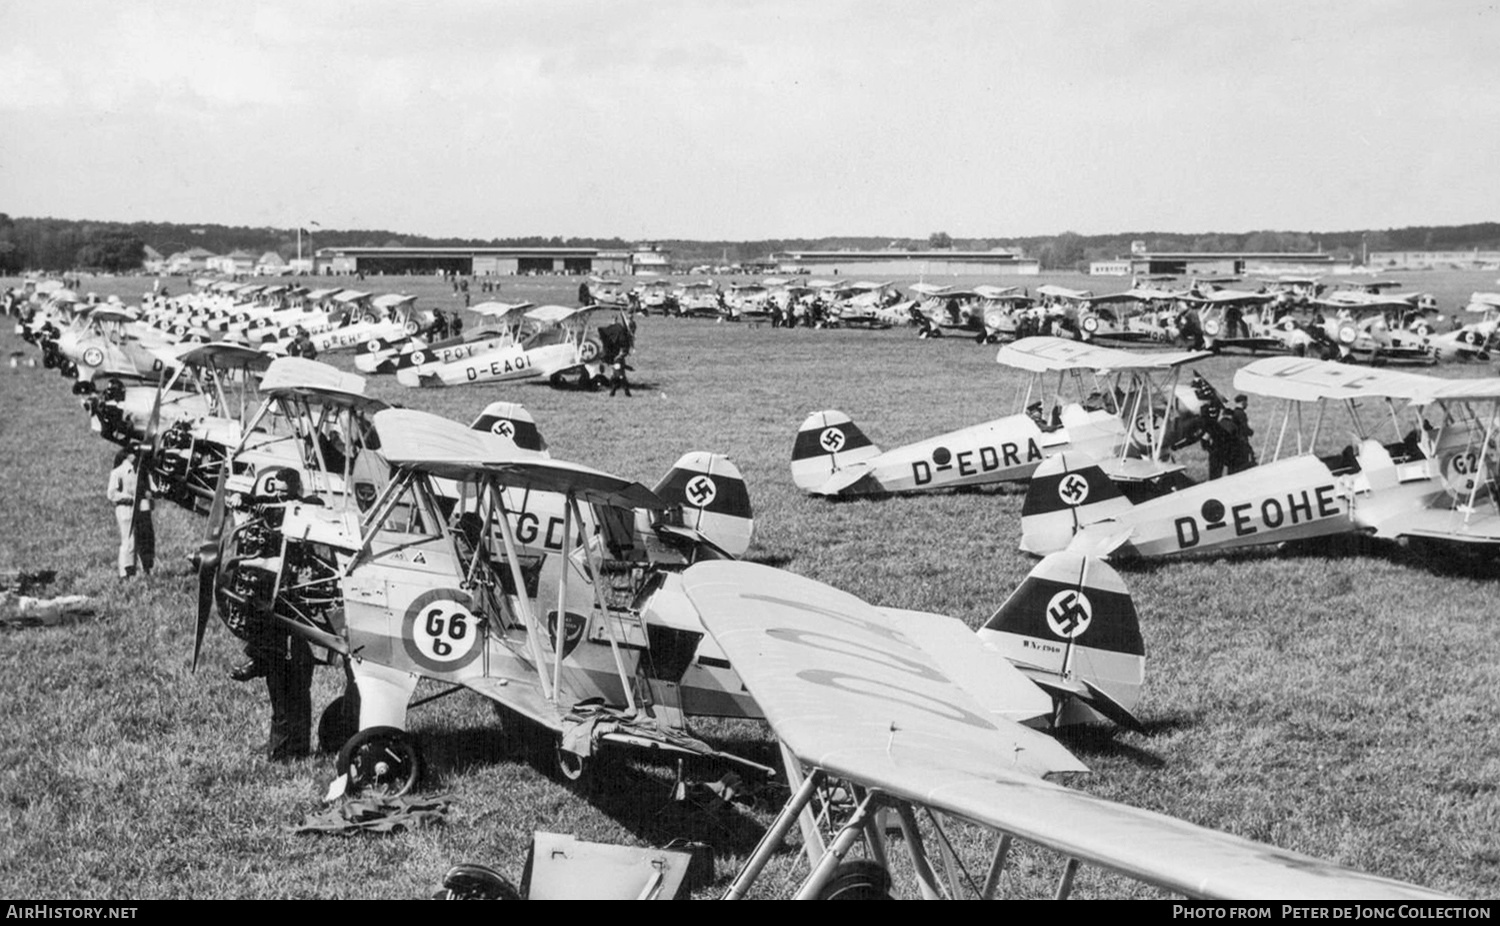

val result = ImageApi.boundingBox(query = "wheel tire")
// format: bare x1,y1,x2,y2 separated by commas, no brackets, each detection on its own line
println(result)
335,725,421,797
317,694,359,755
818,859,893,900
555,747,588,782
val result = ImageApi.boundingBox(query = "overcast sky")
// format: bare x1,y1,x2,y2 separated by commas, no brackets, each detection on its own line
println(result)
2,0,1497,240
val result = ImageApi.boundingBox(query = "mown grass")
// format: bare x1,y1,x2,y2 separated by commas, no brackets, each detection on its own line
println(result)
1,271,1496,899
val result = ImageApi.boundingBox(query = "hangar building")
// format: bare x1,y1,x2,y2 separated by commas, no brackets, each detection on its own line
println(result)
1128,252,1353,276
774,249,1040,276
314,246,638,276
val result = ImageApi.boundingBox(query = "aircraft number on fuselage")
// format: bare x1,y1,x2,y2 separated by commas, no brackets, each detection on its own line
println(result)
465,353,533,381
1173,484,1341,548
911,439,1041,486
401,589,483,673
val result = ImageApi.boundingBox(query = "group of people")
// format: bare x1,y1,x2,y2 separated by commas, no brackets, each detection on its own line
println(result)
1204,394,1257,478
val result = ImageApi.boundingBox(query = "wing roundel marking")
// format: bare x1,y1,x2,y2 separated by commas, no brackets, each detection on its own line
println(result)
401,588,482,674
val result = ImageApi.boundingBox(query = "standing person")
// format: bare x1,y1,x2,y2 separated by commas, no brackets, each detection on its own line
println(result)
608,354,633,397
578,281,592,306
106,448,154,578
1228,394,1257,474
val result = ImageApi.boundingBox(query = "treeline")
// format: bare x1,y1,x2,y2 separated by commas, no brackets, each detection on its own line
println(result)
3,214,1498,272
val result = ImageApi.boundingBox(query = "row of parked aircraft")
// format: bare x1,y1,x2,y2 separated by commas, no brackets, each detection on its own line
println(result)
17,278,635,394
8,274,1463,898
791,337,1500,562
610,271,1500,367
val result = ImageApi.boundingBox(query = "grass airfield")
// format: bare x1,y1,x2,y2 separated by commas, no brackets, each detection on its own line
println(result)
1,271,1497,899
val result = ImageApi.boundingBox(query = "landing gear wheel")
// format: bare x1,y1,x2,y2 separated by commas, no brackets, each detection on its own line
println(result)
335,725,421,797
818,859,893,900
317,694,359,755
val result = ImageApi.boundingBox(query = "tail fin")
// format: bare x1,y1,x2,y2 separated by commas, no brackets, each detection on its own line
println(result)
790,410,882,494
1020,451,1133,555
653,452,753,557
470,401,549,455
978,552,1145,732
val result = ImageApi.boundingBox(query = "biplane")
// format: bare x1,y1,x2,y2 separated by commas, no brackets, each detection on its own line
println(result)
1425,292,1499,362
1019,357,1497,558
673,281,723,319
791,338,1213,499
633,279,678,315
1073,288,1187,347
357,301,534,376
395,305,630,389
88,342,273,513
46,304,179,384
827,281,901,329
687,559,1449,899
907,283,985,338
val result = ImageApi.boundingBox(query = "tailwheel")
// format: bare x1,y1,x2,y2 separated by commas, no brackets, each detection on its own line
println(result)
555,746,589,783
336,726,422,797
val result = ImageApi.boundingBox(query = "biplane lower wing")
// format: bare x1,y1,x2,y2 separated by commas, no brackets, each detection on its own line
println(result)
683,561,1448,900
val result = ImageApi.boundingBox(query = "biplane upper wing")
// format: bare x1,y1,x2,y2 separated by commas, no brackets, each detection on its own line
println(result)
161,341,275,372
373,408,662,509
683,560,1449,900
470,300,535,319
1232,356,1438,402
258,356,371,401
998,336,1211,373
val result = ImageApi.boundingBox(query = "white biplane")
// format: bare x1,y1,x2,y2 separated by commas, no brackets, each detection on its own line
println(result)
395,305,631,389
1020,357,1500,558
791,338,1213,498
360,301,533,376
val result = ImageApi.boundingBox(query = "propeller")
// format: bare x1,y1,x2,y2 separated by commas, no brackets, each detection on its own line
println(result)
191,466,230,671
126,388,164,546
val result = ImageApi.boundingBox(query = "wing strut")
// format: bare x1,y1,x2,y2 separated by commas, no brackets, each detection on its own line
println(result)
791,790,880,900
488,480,553,690
723,768,824,900
550,491,573,703
564,493,636,715
980,834,1013,900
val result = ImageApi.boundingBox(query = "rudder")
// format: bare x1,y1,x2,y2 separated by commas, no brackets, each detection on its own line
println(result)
470,401,548,455
1020,451,1132,555
790,410,881,494
654,452,754,557
978,551,1145,732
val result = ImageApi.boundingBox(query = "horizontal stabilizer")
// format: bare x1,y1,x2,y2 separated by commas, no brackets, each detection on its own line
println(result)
813,462,877,497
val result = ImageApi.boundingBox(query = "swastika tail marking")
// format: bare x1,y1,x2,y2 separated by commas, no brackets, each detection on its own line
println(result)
1045,589,1093,639
1057,473,1090,506
819,427,846,453
491,419,515,438
685,474,717,507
